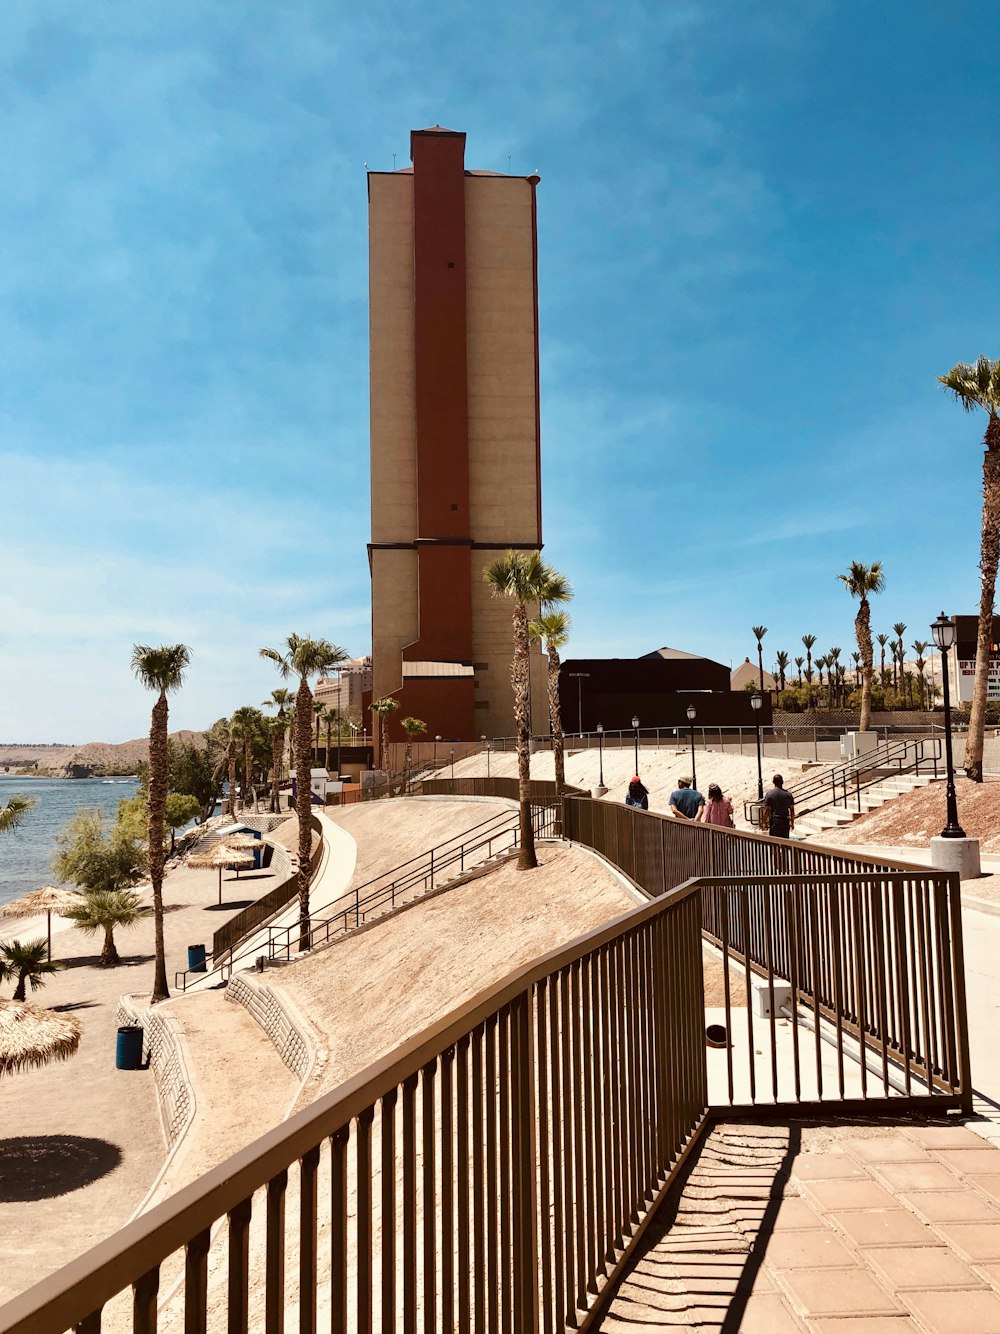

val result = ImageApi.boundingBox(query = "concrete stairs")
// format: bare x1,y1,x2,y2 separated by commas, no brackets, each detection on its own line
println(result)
794,771,942,840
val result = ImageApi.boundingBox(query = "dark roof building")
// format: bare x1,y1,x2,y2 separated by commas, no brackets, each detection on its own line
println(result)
558,648,771,734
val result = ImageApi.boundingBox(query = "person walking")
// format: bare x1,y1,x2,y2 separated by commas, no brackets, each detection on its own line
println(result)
700,783,734,828
763,773,795,839
625,776,649,809
669,776,705,821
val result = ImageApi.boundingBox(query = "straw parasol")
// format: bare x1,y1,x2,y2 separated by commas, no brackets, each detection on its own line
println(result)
0,999,82,1078
221,834,262,851
188,843,255,905
1,887,85,960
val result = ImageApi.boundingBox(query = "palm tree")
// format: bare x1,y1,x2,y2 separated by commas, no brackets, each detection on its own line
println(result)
0,938,63,1000
485,551,571,869
399,717,427,792
262,687,295,812
851,651,861,686
837,563,885,731
939,356,1000,781
370,696,401,774
774,650,790,694
892,623,907,692
827,647,842,708
320,706,340,770
794,656,804,688
260,635,348,949
876,633,890,687
0,794,36,835
231,706,263,811
312,700,325,759
815,655,827,698
912,641,930,710
801,634,816,705
131,643,190,1004
751,626,768,693
64,890,152,968
529,610,572,791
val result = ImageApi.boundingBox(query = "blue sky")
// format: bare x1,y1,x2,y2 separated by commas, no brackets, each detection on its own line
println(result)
1,0,997,741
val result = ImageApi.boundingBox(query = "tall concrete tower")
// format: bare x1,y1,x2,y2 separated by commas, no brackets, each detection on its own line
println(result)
367,127,546,752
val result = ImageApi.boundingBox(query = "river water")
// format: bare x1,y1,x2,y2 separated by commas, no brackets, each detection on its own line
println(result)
0,775,140,908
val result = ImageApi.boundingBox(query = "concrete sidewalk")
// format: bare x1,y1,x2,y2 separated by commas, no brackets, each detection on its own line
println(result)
599,1120,1000,1332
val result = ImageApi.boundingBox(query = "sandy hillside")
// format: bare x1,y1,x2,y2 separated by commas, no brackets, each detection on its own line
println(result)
816,774,1000,851
0,730,206,775
452,745,806,822
279,842,640,1101
326,797,513,887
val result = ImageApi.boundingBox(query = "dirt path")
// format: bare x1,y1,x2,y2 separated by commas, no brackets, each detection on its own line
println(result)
149,990,297,1203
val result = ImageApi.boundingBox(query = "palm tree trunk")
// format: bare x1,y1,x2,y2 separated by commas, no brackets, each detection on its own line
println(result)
271,730,283,813
13,971,27,1001
512,603,537,869
856,601,874,732
148,689,170,1002
547,645,565,791
295,680,314,949
967,437,1000,781
102,924,119,967
404,739,413,793
227,741,237,818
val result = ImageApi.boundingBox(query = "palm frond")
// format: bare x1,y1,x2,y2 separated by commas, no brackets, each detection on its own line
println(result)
131,644,191,693
0,795,36,836
529,611,571,649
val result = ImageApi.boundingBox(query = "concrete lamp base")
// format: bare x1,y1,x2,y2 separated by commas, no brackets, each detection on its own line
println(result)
930,835,981,881
592,785,608,799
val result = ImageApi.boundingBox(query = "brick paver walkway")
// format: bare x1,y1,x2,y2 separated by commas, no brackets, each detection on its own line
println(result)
598,1120,1000,1332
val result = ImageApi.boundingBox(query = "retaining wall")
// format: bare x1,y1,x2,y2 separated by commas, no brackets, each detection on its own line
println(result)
225,975,312,1081
117,994,195,1151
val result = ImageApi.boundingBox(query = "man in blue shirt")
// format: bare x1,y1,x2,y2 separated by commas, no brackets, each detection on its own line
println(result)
669,777,705,821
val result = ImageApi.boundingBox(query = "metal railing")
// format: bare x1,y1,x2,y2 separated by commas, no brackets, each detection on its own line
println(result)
1,793,972,1334
758,735,942,823
563,797,971,1114
2,874,708,1334
173,818,324,991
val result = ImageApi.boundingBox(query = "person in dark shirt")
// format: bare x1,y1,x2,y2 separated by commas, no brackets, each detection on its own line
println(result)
669,777,706,821
763,774,795,839
625,776,649,809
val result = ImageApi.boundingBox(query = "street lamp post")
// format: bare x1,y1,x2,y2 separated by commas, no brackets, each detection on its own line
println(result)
751,692,764,801
597,723,605,789
450,748,455,781
931,613,966,838
632,714,640,776
569,672,590,736
686,704,697,791
335,666,343,780
434,735,442,768
485,740,492,778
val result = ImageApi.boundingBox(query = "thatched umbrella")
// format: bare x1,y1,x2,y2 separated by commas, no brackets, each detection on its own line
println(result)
0,999,82,1078
188,844,255,905
1,887,85,960
221,833,261,851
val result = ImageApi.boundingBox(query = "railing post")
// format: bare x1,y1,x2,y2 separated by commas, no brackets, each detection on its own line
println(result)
512,989,540,1331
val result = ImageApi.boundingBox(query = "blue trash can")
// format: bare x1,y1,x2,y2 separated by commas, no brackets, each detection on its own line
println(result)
116,1025,144,1070
187,943,207,973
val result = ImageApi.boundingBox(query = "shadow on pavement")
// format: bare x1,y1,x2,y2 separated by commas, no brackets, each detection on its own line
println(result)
0,1136,124,1202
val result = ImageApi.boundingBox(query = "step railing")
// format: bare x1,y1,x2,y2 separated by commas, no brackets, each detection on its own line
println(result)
744,735,942,825
197,805,551,985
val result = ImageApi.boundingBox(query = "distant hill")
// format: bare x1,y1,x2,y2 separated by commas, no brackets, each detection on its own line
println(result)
0,731,207,778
